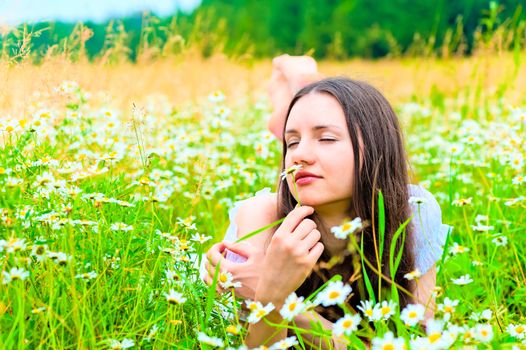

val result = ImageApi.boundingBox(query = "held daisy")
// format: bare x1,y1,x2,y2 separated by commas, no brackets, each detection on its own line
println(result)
280,164,303,181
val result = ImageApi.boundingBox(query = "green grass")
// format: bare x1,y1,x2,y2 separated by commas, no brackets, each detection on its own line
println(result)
0,78,525,349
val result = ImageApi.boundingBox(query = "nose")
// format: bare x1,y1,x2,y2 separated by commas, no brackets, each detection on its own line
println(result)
289,139,316,166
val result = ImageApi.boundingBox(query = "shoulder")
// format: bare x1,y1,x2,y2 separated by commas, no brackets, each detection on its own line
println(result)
235,192,279,247
408,185,452,274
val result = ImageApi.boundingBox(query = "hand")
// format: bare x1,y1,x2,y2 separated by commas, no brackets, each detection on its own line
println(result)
255,206,324,307
204,241,265,300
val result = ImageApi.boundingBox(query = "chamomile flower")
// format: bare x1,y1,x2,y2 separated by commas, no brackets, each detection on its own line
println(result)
75,271,98,280
452,274,474,285
374,300,397,321
208,90,225,103
491,235,508,246
470,309,492,321
279,292,307,321
437,297,459,321
473,324,494,342
404,268,422,280
371,331,405,350
164,289,187,305
408,196,427,205
507,323,526,339
218,271,242,289
110,222,133,231
2,267,30,284
333,313,362,336
197,332,224,348
246,301,275,324
280,164,302,181
108,338,135,349
331,217,363,239
400,304,425,326
269,336,299,349
512,175,525,185
452,197,472,206
190,233,212,244
315,281,352,307
449,242,470,255
357,300,377,321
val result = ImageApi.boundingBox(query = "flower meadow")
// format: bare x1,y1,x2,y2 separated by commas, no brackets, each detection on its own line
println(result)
0,74,525,349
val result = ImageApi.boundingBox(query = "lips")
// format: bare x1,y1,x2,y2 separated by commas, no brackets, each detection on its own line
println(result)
294,171,321,182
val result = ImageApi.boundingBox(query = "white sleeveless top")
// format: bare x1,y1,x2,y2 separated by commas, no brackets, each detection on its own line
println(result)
221,184,451,275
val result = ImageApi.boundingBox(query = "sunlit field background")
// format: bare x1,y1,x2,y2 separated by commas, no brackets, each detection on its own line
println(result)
1,2,526,349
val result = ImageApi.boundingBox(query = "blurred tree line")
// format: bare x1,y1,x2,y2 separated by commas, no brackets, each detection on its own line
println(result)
1,0,525,62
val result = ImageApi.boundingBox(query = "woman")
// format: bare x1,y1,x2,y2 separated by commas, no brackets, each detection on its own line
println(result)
204,61,449,348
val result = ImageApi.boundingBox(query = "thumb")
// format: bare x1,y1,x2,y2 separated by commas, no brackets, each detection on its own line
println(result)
223,241,257,257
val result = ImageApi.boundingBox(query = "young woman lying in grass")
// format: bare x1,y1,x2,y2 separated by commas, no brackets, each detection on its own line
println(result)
203,56,450,348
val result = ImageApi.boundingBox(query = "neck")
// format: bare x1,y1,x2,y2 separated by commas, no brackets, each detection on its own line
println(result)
314,201,353,256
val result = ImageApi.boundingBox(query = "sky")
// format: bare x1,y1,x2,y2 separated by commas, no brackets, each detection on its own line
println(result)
0,0,201,25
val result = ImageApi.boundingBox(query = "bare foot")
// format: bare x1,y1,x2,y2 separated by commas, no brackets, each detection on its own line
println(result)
267,54,323,140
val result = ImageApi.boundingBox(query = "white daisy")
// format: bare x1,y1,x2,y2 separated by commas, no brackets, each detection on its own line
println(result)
164,289,187,305
400,304,425,326
217,271,242,289
452,274,473,285
371,331,405,350
108,338,135,349
280,164,303,181
357,300,377,321
247,301,275,324
2,267,30,284
269,336,299,349
330,217,363,239
279,292,307,321
437,297,459,321
197,332,224,348
507,324,526,339
473,324,494,342
373,300,397,321
315,281,352,307
333,313,362,336
403,268,422,280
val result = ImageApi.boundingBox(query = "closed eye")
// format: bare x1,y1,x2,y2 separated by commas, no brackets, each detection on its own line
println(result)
286,141,299,148
320,138,337,142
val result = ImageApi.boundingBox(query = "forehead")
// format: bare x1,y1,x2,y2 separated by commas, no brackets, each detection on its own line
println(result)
286,92,346,129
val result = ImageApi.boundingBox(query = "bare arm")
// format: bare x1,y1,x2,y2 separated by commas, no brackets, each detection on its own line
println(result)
413,264,438,323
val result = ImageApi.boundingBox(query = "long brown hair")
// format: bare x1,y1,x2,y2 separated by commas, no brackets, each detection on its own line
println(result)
277,77,415,318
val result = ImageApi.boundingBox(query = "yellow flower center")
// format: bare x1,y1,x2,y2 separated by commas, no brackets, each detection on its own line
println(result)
408,311,417,318
329,291,340,299
343,320,353,328
429,333,441,343
516,326,525,333
219,274,228,283
288,302,297,311
381,306,391,315
444,306,453,313
383,344,394,350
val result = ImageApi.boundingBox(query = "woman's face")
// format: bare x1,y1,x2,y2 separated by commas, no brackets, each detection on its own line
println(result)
284,92,355,210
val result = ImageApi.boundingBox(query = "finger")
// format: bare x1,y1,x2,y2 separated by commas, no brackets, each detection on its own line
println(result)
277,206,315,236
223,241,256,257
207,243,233,269
292,218,317,239
307,242,324,261
299,229,321,251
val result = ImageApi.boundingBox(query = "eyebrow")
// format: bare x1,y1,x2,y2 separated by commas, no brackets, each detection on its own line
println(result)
284,124,342,134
